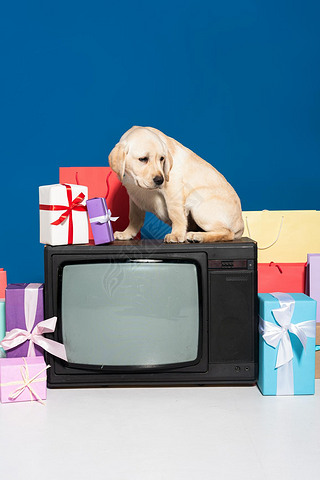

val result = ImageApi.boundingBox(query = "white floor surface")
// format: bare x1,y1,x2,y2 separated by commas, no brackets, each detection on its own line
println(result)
1,382,320,480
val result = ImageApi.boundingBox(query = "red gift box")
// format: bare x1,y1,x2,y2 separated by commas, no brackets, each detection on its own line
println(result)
258,262,306,294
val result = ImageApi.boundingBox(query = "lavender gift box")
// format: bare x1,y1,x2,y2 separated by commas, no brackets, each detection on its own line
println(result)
5,284,44,357
306,254,320,323
0,356,48,404
0,300,6,358
86,198,118,245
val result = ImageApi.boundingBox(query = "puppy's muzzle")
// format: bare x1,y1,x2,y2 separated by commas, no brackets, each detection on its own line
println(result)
153,175,164,186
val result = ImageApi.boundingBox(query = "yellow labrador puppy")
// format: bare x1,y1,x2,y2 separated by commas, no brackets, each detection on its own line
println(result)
108,126,244,243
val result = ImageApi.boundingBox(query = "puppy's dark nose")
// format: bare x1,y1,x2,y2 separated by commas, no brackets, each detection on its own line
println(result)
153,175,164,186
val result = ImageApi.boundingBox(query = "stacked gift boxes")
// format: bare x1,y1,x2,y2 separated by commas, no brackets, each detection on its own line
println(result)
242,211,320,393
2,178,320,401
39,181,120,247
0,171,124,404
0,283,67,404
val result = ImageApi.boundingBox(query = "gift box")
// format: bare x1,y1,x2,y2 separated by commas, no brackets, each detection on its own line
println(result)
258,292,316,395
0,268,7,299
0,356,48,404
258,262,306,293
4,283,44,357
39,183,88,245
59,167,130,240
0,300,6,358
1,283,67,361
316,325,320,379
306,254,320,323
86,197,118,245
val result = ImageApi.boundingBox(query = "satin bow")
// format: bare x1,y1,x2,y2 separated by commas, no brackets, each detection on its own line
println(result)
1,316,68,361
259,292,316,395
260,293,315,368
0,284,67,361
89,208,119,225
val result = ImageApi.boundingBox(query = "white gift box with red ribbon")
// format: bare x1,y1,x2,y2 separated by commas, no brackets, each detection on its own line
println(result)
39,183,88,245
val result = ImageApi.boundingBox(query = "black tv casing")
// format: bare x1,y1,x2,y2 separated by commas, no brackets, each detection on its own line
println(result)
44,238,258,388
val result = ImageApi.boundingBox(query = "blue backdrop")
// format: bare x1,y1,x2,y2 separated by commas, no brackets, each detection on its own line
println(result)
1,1,319,283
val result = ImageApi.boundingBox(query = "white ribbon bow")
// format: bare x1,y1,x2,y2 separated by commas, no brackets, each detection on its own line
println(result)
89,208,119,225
259,292,315,395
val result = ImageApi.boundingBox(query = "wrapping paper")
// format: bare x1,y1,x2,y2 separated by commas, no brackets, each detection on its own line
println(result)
39,183,88,245
86,197,118,245
258,293,316,395
0,300,5,358
306,254,320,323
0,357,48,404
4,284,44,357
316,325,320,379
1,283,67,361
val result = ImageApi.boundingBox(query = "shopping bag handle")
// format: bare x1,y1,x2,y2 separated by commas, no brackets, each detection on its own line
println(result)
74,170,113,200
245,215,284,250
269,262,283,273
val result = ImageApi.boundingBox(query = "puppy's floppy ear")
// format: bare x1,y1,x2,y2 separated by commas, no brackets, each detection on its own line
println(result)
108,143,127,181
163,149,173,182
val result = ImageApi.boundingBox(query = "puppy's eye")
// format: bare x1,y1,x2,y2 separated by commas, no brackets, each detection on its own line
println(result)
160,156,164,161
139,157,149,163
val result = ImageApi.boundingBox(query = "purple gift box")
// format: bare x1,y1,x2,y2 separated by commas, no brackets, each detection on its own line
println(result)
5,284,44,357
307,254,320,323
86,198,118,245
0,356,48,404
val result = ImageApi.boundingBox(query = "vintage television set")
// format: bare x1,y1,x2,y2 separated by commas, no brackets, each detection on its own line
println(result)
44,239,258,387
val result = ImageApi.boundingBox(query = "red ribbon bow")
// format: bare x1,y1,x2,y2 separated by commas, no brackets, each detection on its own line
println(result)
39,184,87,244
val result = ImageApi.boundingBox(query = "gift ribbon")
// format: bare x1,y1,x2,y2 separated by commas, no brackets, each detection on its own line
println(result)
2,358,50,405
89,203,119,225
39,184,87,244
259,292,316,395
0,284,67,361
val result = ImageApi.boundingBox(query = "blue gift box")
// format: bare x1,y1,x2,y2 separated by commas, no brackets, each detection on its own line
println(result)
258,293,316,396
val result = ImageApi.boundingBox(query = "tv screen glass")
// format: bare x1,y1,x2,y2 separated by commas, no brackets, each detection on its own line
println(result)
61,262,199,367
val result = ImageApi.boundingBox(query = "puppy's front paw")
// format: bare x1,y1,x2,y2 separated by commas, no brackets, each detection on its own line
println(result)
164,232,186,243
186,232,204,243
114,230,135,240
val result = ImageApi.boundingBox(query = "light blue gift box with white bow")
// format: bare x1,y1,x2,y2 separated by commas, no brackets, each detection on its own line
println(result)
258,293,316,396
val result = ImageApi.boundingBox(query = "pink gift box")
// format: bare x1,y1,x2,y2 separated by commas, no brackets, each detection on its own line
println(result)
0,357,48,404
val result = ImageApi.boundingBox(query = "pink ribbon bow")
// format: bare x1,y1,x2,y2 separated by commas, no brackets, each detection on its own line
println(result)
0,283,67,361
1,316,67,361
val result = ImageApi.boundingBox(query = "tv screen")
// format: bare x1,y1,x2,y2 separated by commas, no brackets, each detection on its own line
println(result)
61,262,199,367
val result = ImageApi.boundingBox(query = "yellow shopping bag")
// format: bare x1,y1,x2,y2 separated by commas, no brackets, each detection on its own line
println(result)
242,210,320,263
